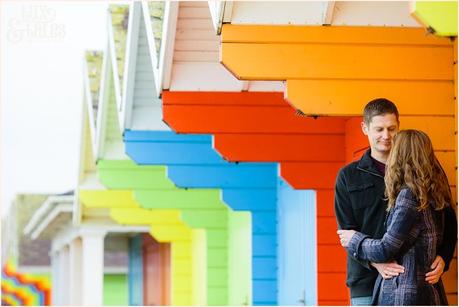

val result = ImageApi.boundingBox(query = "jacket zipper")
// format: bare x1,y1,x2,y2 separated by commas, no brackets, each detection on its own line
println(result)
356,166,389,227
356,166,384,179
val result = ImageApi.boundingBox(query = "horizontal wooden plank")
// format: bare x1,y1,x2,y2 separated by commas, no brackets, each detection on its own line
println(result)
317,216,339,245
179,1,208,8
174,39,219,52
177,18,213,30
175,29,217,40
286,80,455,116
447,294,458,306
318,272,349,300
222,42,453,81
401,116,456,150
318,245,347,273
214,134,345,162
178,6,210,19
163,91,284,105
221,24,452,46
436,151,457,185
173,50,219,62
316,189,335,217
280,162,343,190
318,299,349,306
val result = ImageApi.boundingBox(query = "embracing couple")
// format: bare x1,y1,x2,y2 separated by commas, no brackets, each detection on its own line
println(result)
335,98,457,306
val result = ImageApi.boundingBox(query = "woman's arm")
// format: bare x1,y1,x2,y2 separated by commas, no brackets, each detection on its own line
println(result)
345,188,420,263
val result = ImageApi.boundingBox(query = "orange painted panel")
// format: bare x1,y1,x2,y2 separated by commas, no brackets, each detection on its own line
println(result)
143,234,171,306
286,80,455,116
222,42,453,81
317,273,349,301
317,217,340,245
401,116,456,150
221,25,451,46
316,189,335,218
436,151,456,185
280,162,343,189
318,246,347,273
214,134,345,162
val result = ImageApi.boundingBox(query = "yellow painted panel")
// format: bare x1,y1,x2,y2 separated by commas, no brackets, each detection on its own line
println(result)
110,207,181,224
411,1,458,36
286,79,454,116
436,151,457,185
222,42,453,81
221,24,452,46
401,116,455,150
80,190,138,208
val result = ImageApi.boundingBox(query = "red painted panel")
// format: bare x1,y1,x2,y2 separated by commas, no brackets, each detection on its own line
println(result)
345,117,368,163
317,273,350,301
317,217,340,245
214,134,345,162
316,189,335,217
163,91,285,106
164,105,346,134
281,163,343,189
142,234,171,306
318,246,347,272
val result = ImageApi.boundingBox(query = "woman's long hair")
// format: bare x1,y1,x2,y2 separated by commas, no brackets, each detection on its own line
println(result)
385,129,451,211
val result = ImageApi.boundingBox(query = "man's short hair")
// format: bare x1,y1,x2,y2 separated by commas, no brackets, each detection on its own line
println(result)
363,98,399,125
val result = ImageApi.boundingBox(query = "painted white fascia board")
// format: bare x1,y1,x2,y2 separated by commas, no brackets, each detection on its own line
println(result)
153,1,178,93
121,2,141,131
141,1,160,95
322,1,335,25
31,203,73,240
208,1,232,34
24,196,74,236
51,224,150,253
95,44,111,161
222,1,233,24
82,59,98,159
160,1,179,92
107,12,123,114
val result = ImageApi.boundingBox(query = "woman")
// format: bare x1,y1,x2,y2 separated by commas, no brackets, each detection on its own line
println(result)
338,130,450,305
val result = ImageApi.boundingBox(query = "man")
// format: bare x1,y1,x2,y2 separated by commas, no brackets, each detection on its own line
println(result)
334,98,457,305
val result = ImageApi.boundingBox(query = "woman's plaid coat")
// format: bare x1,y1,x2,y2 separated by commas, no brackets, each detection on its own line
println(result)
347,188,448,305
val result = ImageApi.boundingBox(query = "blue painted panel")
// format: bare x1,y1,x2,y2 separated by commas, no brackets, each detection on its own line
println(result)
124,130,211,143
222,189,277,211
253,234,277,256
277,179,317,305
128,235,143,306
253,280,277,304
127,142,223,165
253,257,277,279
252,212,277,234
123,129,280,305
167,164,277,189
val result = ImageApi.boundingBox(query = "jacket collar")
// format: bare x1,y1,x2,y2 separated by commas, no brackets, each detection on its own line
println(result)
357,149,383,177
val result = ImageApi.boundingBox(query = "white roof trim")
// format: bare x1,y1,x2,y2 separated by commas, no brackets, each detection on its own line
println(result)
30,203,73,240
107,12,123,115
120,2,141,131
23,195,73,236
95,43,111,160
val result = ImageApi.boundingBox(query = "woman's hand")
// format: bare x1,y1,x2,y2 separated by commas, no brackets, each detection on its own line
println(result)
337,229,356,247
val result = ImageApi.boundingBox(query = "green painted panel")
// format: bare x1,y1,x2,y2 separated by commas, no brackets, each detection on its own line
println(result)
103,274,128,306
413,1,458,36
98,160,173,189
228,211,252,305
135,190,226,209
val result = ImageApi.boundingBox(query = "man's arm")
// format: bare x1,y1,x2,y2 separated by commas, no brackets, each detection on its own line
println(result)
334,169,371,270
437,205,458,271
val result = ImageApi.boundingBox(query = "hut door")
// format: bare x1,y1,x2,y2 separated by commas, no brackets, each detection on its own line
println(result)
142,234,171,305
278,179,317,305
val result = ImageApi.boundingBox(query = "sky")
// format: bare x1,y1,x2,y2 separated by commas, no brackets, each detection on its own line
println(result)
0,1,110,214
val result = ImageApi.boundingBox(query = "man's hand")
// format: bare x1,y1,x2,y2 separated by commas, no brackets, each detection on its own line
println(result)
371,262,404,279
425,255,445,284
337,229,356,247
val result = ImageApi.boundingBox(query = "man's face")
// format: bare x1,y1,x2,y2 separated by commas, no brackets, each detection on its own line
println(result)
361,113,399,156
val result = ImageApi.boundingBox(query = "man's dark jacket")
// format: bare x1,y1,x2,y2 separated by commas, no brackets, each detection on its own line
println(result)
334,149,457,298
